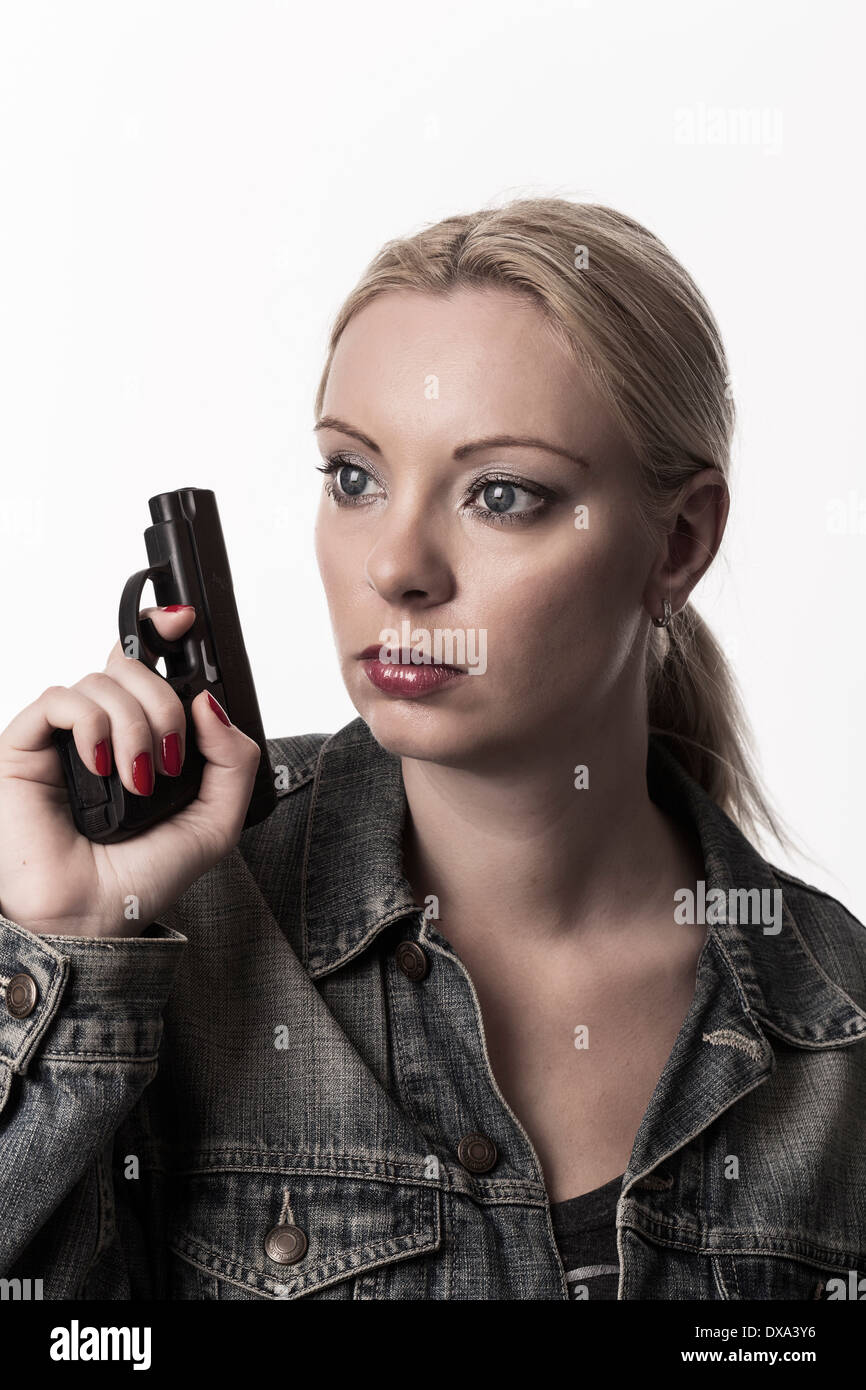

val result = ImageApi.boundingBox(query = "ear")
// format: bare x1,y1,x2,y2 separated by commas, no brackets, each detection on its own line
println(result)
643,468,729,620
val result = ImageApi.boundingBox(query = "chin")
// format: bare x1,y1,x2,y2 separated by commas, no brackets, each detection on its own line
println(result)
356,695,500,768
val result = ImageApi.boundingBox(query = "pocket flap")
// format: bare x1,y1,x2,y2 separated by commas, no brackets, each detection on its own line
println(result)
168,1168,442,1299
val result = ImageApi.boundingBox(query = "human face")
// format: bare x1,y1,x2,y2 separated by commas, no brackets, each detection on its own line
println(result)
313,286,655,768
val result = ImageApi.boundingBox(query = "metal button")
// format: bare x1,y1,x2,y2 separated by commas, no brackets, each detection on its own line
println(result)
457,1132,498,1173
264,1224,308,1265
6,972,38,1019
396,940,429,981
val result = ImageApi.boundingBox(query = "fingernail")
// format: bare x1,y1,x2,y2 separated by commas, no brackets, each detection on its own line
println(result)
94,740,111,777
163,604,194,612
132,751,154,795
162,731,182,776
207,692,231,726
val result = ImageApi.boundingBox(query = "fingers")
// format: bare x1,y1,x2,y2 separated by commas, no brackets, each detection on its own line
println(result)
104,604,197,671
99,605,198,780
0,604,262,839
67,670,183,794
0,605,199,796
2,687,115,779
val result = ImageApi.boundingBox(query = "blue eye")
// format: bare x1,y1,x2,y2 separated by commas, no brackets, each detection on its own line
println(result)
468,476,547,524
316,455,382,505
482,482,516,513
337,464,370,496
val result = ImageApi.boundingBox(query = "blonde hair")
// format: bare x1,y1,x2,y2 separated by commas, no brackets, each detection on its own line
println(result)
314,196,784,846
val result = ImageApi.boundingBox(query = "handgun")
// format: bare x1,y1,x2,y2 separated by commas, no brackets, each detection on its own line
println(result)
51,487,276,842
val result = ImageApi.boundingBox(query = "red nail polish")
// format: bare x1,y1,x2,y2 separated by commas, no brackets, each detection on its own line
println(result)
207,692,231,726
94,740,111,777
163,604,193,612
162,731,182,776
132,751,154,795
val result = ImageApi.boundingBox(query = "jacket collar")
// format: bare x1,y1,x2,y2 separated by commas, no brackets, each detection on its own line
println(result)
301,717,866,1047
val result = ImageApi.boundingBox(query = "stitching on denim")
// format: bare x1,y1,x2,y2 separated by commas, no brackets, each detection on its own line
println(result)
620,1212,860,1268
299,738,331,971
423,933,550,1196
182,1222,438,1301
310,907,421,979
270,756,320,798
174,1151,444,1177
38,1050,161,1064
278,1187,296,1226
386,944,443,1163
757,1017,866,1048
710,1254,729,1299
171,1186,437,1295
702,1028,767,1062
634,1171,674,1190
705,929,763,1022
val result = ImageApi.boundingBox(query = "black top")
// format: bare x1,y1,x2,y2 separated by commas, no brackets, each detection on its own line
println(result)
548,1172,623,1300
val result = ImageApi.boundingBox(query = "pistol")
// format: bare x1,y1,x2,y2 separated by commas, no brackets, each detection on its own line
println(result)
52,487,276,843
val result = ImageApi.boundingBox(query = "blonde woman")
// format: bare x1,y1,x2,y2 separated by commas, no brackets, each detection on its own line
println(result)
1,198,864,1301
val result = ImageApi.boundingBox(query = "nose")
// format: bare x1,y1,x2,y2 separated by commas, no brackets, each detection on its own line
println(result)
364,499,456,608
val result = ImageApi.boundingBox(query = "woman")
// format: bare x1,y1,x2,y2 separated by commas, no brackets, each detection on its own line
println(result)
1,198,864,1301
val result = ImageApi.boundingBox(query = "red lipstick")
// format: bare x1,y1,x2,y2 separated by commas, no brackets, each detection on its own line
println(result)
358,644,467,699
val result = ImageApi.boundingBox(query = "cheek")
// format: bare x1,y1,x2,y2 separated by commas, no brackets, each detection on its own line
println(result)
487,522,636,631
476,524,644,690
314,508,350,598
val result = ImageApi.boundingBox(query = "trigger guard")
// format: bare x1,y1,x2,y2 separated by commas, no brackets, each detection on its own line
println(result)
118,565,185,673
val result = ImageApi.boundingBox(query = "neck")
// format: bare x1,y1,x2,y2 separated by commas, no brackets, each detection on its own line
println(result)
400,714,701,947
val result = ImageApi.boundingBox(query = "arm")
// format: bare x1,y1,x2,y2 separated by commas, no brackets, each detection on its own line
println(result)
0,913,186,1299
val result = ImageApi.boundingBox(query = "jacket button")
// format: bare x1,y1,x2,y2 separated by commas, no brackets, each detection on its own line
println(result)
457,1132,498,1173
264,1224,308,1265
396,940,429,981
6,972,38,1019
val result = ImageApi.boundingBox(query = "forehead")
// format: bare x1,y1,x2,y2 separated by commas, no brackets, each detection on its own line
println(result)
322,286,625,460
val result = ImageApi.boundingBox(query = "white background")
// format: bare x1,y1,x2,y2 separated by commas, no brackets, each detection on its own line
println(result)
1,1,863,917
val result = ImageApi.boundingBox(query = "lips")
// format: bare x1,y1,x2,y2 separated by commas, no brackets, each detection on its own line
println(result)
358,642,463,672
358,647,467,698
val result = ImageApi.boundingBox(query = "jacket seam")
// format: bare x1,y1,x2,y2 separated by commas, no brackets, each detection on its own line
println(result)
619,1210,863,1266
299,739,333,970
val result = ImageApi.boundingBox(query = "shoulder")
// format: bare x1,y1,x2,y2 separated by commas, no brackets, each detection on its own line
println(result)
769,862,866,1013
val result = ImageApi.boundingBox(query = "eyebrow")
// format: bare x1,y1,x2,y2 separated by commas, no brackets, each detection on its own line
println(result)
313,415,590,469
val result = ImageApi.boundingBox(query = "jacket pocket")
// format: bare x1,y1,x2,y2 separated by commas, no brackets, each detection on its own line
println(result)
167,1167,442,1300
712,1250,858,1300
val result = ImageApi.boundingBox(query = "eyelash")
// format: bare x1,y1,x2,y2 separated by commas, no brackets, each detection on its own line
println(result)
315,453,554,527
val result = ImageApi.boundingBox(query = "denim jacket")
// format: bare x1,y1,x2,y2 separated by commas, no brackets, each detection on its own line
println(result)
2,717,865,1301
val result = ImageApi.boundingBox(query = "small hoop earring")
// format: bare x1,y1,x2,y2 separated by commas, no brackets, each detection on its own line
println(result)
652,599,672,628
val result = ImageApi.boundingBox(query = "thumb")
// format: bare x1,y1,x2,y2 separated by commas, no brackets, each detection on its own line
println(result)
183,688,261,845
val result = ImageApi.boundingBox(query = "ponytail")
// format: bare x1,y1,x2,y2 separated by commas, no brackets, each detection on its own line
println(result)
647,603,785,846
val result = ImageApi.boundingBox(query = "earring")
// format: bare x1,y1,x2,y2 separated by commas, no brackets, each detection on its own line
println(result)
652,599,672,628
